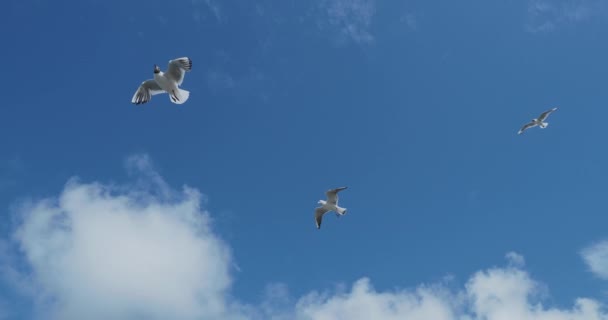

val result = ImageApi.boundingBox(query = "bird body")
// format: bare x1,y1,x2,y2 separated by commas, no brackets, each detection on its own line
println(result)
317,199,347,216
132,57,192,105
518,107,558,134
315,187,348,229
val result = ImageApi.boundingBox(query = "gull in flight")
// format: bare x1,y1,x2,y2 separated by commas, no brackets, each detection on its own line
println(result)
518,107,558,135
131,57,192,105
315,187,348,229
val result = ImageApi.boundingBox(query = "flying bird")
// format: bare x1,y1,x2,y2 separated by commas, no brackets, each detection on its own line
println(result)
131,57,192,105
518,107,558,135
315,187,348,229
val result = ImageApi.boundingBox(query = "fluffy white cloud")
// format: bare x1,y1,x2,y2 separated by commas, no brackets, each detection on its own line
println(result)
293,278,456,320
3,154,608,320
286,266,608,320
465,266,607,320
582,240,608,280
7,155,244,320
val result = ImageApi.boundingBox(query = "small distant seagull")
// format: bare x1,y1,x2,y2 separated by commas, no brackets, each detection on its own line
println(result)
518,107,558,135
131,57,192,105
315,187,348,229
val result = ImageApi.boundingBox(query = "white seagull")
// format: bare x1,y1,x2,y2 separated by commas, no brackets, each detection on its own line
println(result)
315,187,348,229
518,107,558,135
131,57,192,105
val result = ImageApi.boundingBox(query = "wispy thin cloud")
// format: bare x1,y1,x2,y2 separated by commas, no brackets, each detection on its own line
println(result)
205,0,221,21
526,0,606,33
192,0,222,23
206,70,236,92
317,0,376,45
205,66,276,103
400,12,418,31
157,15,168,25
506,251,526,268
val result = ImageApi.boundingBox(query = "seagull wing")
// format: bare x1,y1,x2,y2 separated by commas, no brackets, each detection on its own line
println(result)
537,107,558,121
131,79,164,105
518,121,537,134
315,206,330,229
165,57,192,86
326,186,347,205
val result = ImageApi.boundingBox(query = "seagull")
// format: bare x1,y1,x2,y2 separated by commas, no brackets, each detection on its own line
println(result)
315,187,348,229
518,107,558,135
131,57,192,105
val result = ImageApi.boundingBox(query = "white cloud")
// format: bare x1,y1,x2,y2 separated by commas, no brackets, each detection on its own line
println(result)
3,155,608,320
526,0,607,33
317,0,376,45
289,262,608,320
582,240,608,280
465,265,606,320
6,154,244,320
285,259,608,320
293,278,456,320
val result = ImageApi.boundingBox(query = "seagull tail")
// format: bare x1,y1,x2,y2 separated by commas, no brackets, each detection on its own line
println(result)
169,88,190,105
336,207,347,215
540,122,548,129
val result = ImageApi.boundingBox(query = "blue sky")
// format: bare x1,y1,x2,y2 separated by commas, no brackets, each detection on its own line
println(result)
3,0,608,319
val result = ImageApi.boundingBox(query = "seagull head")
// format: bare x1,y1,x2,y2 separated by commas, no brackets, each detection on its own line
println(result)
153,65,160,74
318,200,326,205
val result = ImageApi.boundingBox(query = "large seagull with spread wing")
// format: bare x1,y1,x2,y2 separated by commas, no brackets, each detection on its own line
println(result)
131,57,192,105
315,187,348,229
518,107,558,135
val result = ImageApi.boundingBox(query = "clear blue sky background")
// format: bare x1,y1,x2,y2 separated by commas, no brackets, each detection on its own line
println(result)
2,0,608,318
